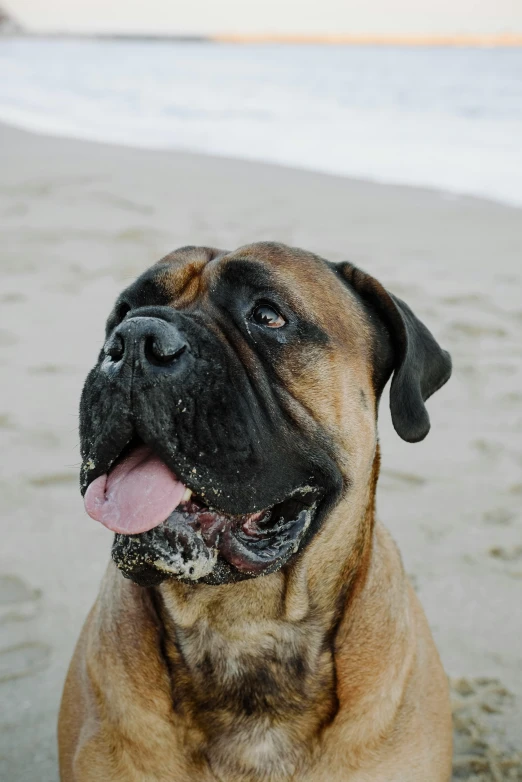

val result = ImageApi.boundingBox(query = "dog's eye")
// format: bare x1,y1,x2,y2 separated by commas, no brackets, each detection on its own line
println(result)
251,304,286,329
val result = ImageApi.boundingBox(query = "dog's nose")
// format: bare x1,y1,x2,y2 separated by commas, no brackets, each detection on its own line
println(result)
102,317,188,375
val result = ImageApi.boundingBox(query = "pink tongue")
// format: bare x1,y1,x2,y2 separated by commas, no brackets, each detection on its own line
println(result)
84,445,187,534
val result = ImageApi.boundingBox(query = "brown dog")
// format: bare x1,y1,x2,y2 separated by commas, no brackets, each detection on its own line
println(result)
58,242,453,781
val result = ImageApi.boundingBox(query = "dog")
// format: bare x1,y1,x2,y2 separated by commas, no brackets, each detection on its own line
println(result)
58,242,453,781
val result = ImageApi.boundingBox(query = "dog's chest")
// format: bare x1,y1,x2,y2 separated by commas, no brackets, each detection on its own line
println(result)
169,616,336,780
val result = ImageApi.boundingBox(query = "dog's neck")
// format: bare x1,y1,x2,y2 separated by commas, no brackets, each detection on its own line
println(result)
152,453,378,780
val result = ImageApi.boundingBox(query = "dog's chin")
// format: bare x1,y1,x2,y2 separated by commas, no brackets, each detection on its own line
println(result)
111,488,322,586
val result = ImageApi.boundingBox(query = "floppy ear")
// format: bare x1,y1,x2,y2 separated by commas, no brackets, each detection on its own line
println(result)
335,262,452,443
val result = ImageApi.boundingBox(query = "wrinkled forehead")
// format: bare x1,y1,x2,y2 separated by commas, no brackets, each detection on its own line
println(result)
121,242,370,344
219,243,345,312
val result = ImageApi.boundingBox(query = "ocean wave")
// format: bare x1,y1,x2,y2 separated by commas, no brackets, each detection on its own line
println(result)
1,39,521,206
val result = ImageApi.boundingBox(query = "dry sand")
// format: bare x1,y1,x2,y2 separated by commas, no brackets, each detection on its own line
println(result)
0,121,521,780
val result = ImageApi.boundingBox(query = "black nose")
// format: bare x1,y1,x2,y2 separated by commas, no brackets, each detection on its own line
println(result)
102,317,188,375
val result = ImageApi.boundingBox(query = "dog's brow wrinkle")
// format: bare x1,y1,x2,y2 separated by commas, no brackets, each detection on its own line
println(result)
160,265,205,306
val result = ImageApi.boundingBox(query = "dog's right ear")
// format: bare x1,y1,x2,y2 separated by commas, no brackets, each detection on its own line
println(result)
333,262,452,443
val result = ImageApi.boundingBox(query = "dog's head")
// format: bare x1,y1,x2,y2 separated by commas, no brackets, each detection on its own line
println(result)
80,242,451,586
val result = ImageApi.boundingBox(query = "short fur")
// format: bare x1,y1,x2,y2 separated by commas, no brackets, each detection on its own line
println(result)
59,242,453,781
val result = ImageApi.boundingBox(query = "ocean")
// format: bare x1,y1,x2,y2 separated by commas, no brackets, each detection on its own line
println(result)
1,38,521,206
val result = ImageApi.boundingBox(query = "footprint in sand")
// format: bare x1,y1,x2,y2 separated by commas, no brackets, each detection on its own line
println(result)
0,329,18,347
451,677,522,781
0,574,42,624
446,321,508,340
0,292,26,304
500,391,522,406
28,472,78,488
472,440,504,460
0,575,51,682
28,363,72,375
379,469,426,492
0,641,51,683
483,508,515,526
0,413,16,430
488,546,522,563
488,547,522,581
441,293,489,307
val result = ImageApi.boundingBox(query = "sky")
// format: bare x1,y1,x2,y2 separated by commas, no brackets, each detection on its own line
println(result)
3,0,522,37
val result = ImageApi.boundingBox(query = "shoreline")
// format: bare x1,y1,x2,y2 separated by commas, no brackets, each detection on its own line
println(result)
0,117,520,213
1,121,521,781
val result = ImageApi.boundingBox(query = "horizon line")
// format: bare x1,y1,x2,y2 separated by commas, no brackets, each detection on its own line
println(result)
7,31,522,47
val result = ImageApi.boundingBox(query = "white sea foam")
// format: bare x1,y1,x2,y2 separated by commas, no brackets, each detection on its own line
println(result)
1,39,521,206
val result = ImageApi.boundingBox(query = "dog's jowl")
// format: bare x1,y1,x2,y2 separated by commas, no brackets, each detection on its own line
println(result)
58,242,453,782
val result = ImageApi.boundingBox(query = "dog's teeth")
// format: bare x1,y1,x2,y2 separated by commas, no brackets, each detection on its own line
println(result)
182,487,193,503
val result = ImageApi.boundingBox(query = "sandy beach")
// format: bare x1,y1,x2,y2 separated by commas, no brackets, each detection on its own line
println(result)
0,120,521,780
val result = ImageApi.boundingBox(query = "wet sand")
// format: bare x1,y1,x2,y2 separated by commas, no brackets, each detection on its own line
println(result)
0,121,521,780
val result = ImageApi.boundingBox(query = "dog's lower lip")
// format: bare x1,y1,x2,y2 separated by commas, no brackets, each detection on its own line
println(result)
88,435,322,578
111,485,322,582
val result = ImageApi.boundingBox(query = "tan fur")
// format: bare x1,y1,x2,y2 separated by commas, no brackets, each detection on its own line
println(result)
58,244,453,781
